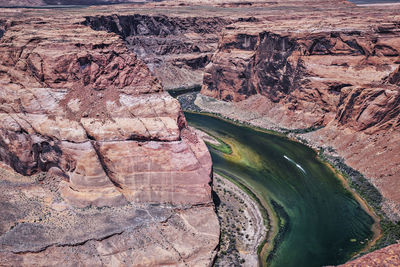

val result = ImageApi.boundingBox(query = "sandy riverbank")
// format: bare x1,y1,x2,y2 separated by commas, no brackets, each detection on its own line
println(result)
193,126,279,266
194,94,286,132
213,173,267,267
193,127,267,266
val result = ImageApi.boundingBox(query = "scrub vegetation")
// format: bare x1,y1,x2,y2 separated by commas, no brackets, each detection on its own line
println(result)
319,148,400,253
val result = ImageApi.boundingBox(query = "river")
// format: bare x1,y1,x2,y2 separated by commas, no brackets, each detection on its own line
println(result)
185,112,375,267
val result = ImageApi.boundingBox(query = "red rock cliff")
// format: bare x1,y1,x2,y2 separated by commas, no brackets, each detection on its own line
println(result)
0,10,218,266
84,14,229,90
201,2,400,220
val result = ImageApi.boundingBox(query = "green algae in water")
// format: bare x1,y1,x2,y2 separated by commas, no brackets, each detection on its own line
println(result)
185,112,374,267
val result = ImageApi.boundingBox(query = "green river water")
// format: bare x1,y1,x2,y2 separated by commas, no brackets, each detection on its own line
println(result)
185,112,375,267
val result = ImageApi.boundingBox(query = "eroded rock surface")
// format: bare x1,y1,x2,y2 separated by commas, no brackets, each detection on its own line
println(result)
200,0,400,220
1,0,400,265
84,14,229,90
0,10,218,266
340,243,400,267
0,163,219,266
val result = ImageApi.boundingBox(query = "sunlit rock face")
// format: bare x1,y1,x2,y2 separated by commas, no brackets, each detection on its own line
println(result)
0,16,215,206
200,1,400,220
202,21,400,131
0,11,218,266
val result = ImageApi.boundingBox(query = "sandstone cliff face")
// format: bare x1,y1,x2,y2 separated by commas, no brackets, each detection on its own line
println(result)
0,17,214,206
0,11,218,266
84,14,229,90
202,23,400,129
201,4,400,220
1,0,399,265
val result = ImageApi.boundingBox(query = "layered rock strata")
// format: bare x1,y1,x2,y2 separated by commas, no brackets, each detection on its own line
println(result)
0,161,219,266
200,2,400,220
84,14,229,90
1,0,399,265
0,11,218,266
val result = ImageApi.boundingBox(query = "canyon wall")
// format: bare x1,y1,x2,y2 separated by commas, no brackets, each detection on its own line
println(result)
84,14,229,90
202,21,400,130
201,3,400,220
0,9,218,266
0,0,399,265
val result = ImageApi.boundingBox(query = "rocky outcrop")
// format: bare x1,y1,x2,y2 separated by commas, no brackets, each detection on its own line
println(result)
202,22,400,128
84,14,229,90
201,2,400,220
0,162,219,266
339,243,400,266
0,10,218,266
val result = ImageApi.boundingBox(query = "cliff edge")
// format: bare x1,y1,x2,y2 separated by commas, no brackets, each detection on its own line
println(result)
0,10,218,266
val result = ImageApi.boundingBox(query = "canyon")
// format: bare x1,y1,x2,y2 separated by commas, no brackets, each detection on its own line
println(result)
0,0,399,266
186,112,376,267
83,14,228,90
200,5,400,223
